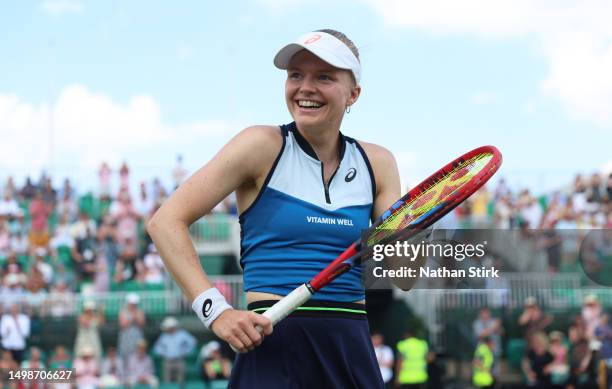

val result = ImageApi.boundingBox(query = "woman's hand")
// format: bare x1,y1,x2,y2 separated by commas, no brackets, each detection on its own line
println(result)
210,310,273,353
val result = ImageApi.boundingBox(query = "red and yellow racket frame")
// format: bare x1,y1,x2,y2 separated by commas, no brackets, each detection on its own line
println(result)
309,145,503,291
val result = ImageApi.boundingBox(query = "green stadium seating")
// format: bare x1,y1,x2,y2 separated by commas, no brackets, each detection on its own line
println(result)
199,256,225,275
505,338,526,370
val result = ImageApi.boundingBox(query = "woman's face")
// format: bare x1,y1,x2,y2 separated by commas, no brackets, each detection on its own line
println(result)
285,50,360,132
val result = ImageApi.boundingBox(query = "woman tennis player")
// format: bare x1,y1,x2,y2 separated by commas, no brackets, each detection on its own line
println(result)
148,29,400,387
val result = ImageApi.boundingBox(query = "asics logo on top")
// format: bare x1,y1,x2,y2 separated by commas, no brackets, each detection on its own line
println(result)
345,168,357,182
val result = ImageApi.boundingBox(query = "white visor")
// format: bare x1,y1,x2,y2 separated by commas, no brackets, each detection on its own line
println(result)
274,31,361,83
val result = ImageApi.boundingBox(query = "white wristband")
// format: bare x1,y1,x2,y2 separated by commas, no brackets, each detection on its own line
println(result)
192,288,232,329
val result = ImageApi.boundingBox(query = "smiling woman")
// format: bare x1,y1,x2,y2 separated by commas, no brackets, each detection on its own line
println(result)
147,28,401,388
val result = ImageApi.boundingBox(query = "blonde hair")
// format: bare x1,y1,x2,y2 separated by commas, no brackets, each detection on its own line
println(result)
316,29,360,62
531,332,550,349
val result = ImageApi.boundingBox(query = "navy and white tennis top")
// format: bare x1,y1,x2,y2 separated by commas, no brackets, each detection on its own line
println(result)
239,122,376,302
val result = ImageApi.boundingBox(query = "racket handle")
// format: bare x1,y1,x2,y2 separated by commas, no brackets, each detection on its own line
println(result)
230,283,313,352
262,283,313,324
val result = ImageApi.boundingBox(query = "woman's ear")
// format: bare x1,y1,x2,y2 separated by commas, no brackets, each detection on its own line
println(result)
348,84,361,107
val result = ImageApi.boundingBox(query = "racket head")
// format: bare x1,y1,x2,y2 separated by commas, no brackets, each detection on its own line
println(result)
309,145,502,291
366,145,502,247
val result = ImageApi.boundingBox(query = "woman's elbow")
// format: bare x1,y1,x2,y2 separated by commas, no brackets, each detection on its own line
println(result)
146,210,188,238
146,212,163,239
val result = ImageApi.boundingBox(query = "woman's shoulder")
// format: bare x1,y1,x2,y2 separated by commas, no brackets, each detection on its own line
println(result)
354,140,396,167
227,124,284,165
224,125,284,165
236,125,283,146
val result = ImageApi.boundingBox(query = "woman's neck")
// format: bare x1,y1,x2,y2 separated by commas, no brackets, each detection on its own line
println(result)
296,124,341,165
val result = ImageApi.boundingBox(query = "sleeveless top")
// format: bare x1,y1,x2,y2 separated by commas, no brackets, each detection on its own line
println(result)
239,122,375,302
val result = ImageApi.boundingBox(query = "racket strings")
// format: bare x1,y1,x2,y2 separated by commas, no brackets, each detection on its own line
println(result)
367,153,492,246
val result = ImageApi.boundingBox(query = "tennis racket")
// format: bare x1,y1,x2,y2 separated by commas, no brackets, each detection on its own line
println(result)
249,145,502,335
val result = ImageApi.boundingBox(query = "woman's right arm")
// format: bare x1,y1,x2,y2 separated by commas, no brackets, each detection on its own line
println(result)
147,125,280,353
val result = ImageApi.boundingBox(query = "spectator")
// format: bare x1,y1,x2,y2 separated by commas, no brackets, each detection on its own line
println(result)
572,175,589,215
548,331,569,388
472,336,495,389
113,236,139,283
0,273,26,312
20,176,37,200
56,188,78,222
469,186,491,227
60,177,75,199
371,332,394,388
111,191,141,252
40,177,57,206
32,246,54,286
153,316,196,385
596,314,612,361
200,340,231,382
2,252,25,277
473,308,502,359
135,181,153,218
521,193,543,229
73,345,100,389
48,344,74,389
522,332,554,389
9,228,29,257
25,260,47,294
568,315,596,389
395,330,430,389
72,224,98,283
586,173,603,204
71,210,97,242
127,339,158,388
21,346,45,369
99,162,112,201
3,176,17,199
44,280,75,317
24,268,48,316
493,178,509,200
50,212,76,250
119,162,130,194
97,214,119,273
151,178,167,207
519,297,553,343
52,262,77,291
48,344,73,369
172,154,188,190
118,293,145,364
143,244,165,284
0,303,31,363
74,300,104,363
100,345,125,387
0,192,20,219
28,190,52,249
93,244,111,292
581,294,602,340
0,349,19,383
0,221,10,258
606,173,612,201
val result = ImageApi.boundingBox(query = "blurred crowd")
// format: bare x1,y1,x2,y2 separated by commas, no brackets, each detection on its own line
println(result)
0,163,610,388
0,165,170,313
460,173,612,230
0,159,238,388
1,294,232,388
480,293,612,389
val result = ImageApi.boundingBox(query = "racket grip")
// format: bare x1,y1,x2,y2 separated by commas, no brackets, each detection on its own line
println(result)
262,283,313,325
230,283,313,352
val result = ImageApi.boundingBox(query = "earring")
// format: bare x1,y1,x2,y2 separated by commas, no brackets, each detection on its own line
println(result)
345,105,351,114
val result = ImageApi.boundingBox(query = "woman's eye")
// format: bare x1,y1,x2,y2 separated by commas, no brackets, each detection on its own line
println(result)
319,75,332,81
289,72,301,80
